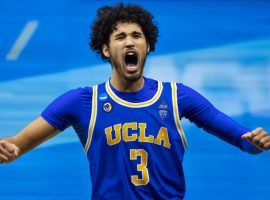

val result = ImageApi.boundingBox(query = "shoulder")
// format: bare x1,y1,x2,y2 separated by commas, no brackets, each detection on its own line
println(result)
174,82,201,98
144,78,202,97
59,87,93,100
68,86,93,96
165,81,209,105
41,86,94,131
46,86,93,109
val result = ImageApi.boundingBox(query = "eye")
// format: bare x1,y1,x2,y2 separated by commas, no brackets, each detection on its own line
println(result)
115,33,125,41
134,34,142,39
116,36,124,40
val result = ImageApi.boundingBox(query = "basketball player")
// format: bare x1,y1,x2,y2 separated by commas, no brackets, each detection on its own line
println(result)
0,3,269,200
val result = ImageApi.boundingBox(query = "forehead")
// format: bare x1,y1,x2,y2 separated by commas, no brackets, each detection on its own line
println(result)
112,22,143,35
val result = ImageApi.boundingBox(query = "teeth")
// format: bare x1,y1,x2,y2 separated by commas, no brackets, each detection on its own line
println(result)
126,51,136,56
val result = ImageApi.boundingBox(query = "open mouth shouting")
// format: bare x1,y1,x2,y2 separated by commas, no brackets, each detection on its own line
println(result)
124,51,139,73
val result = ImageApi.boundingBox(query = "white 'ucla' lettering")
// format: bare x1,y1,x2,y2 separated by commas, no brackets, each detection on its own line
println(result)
104,122,171,149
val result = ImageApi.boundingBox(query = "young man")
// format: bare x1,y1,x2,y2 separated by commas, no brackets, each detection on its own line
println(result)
0,3,269,200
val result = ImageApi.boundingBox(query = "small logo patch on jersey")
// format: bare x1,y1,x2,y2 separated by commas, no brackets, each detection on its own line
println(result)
99,93,108,101
158,101,168,120
103,102,112,113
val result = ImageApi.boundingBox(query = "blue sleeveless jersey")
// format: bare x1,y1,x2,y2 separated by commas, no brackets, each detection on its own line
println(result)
85,80,187,200
41,77,261,200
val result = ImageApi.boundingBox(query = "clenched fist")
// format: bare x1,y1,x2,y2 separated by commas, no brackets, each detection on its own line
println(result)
0,140,20,164
242,127,270,151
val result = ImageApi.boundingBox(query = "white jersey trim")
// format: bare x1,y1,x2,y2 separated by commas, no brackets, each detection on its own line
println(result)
105,80,163,108
171,82,187,150
84,85,98,154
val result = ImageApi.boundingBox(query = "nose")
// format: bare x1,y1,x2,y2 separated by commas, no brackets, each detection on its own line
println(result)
125,36,135,48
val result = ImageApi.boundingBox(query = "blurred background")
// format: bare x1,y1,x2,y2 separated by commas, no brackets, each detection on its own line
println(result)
0,0,270,199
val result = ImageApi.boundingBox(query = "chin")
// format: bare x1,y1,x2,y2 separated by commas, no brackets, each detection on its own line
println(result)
124,72,143,83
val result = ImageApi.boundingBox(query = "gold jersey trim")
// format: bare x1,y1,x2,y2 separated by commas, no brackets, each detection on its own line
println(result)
84,85,98,154
105,80,163,108
171,82,187,150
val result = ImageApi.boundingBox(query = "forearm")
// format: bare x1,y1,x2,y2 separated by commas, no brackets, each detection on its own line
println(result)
14,117,60,155
1,117,59,157
17,131,59,155
0,117,60,164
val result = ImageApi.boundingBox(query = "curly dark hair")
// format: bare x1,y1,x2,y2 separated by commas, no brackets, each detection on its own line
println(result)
90,3,159,62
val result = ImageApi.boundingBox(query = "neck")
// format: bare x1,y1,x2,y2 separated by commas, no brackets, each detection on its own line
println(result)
110,73,144,92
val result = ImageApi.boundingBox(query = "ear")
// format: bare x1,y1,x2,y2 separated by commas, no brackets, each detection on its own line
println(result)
102,44,110,58
147,43,150,53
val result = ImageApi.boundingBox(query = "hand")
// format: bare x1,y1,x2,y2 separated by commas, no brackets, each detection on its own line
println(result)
241,127,270,151
0,140,20,164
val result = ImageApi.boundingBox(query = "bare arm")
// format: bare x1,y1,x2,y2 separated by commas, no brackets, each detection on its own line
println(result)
0,116,60,164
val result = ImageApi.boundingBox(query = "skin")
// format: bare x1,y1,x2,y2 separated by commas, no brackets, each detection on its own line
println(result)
0,21,269,164
242,128,270,151
0,117,59,164
102,22,150,92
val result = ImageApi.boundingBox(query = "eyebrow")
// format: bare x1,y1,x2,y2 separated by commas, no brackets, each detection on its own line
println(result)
114,31,143,38
132,31,142,35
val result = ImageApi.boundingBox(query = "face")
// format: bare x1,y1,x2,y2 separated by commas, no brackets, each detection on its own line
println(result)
102,22,150,83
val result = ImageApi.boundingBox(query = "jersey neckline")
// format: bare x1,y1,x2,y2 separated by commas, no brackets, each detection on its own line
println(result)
105,78,163,108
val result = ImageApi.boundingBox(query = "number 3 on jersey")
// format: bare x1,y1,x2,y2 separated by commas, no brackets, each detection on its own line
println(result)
130,149,149,186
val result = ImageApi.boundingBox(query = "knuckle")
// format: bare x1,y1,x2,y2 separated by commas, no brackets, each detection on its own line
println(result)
264,143,270,149
261,138,268,144
0,140,7,145
253,128,263,134
0,155,7,161
253,137,260,143
258,140,265,146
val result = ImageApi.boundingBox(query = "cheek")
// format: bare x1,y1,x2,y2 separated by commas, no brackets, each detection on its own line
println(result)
110,50,123,66
114,51,123,61
139,42,148,53
110,44,123,57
